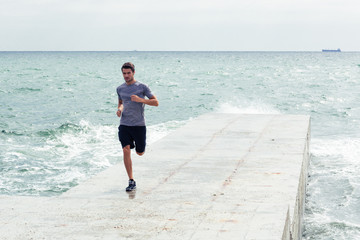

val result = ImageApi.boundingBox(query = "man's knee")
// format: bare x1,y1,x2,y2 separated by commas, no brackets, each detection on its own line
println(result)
123,145,131,154
136,151,144,156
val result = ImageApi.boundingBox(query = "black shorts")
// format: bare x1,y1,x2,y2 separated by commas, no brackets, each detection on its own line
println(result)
118,125,146,153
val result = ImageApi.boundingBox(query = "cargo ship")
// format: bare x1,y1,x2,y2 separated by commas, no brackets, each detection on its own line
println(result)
322,48,341,52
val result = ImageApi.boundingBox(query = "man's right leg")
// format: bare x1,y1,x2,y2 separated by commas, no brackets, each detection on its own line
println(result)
123,145,133,180
119,125,136,191
123,145,136,191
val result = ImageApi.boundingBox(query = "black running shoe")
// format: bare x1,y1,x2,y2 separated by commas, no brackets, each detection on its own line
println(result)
126,179,136,192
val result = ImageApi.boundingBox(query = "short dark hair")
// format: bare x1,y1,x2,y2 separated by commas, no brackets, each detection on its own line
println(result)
121,62,135,73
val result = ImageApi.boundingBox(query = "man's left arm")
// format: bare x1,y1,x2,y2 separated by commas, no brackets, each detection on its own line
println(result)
131,95,159,106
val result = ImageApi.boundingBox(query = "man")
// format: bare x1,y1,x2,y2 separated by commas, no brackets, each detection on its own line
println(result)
116,62,159,191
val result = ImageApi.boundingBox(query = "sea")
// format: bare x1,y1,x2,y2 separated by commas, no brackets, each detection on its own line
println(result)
1,51,360,239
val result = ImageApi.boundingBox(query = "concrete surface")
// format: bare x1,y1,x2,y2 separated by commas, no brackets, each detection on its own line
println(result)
0,113,310,240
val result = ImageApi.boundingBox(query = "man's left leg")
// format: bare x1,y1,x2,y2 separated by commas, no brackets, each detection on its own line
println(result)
134,126,146,157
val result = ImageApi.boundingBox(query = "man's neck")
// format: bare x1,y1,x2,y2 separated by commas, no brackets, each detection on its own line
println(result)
126,79,136,85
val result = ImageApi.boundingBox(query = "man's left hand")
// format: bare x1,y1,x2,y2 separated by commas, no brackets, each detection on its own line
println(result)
131,95,143,103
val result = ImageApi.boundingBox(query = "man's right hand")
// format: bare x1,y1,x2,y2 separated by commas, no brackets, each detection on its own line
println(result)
117,102,123,118
116,109,121,117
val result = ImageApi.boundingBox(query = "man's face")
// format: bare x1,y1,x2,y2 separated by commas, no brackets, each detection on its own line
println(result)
122,68,135,83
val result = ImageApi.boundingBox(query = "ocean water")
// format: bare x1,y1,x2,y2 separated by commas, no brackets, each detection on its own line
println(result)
1,51,360,239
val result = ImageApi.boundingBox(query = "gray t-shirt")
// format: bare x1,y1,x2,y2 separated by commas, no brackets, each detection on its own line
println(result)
116,81,154,126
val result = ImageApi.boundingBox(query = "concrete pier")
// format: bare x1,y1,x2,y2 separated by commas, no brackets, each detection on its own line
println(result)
0,113,310,240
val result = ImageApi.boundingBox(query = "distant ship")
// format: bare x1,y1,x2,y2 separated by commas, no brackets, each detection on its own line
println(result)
322,48,341,52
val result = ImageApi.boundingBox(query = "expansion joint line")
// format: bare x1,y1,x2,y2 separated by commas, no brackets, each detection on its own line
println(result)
143,116,240,196
187,115,277,239
213,115,277,197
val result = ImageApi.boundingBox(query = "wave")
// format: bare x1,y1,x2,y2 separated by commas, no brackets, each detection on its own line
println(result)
303,218,360,239
305,137,360,239
15,87,41,92
1,130,24,136
2,122,87,138
311,137,360,164
216,101,280,114
25,67,42,71
147,119,189,144
1,118,184,196
1,120,120,196
36,122,86,138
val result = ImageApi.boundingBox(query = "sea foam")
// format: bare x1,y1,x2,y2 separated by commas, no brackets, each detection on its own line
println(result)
216,101,280,114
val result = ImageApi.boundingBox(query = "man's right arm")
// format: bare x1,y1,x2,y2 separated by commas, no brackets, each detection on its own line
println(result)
117,99,123,117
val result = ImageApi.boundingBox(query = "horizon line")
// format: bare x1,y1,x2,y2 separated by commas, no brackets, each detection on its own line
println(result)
0,50,357,53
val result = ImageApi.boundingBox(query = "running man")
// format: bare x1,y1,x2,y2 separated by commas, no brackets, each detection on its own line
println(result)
116,62,159,191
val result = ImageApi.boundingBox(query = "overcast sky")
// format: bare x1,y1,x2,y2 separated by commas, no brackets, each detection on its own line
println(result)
1,0,359,51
